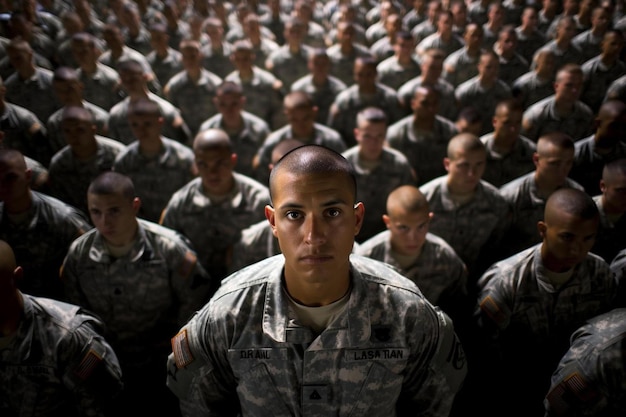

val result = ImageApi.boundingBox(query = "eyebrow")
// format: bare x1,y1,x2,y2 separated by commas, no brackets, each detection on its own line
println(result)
277,198,350,211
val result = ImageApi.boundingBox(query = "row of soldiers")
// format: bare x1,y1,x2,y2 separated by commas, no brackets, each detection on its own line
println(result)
1,0,626,415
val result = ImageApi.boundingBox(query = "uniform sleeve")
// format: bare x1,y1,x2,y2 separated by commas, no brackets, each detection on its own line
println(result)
60,316,124,417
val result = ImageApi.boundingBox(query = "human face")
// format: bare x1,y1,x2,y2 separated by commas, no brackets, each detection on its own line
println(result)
557,20,577,43
535,52,556,79
0,158,31,204
464,24,483,49
128,113,163,142
498,32,517,57
71,39,97,66
286,106,317,138
88,192,139,246
309,55,331,77
478,54,499,84
265,170,364,292
355,120,386,161
602,32,624,59
445,149,486,194
554,71,582,102
601,173,626,213
394,36,415,59
521,8,538,30
119,67,146,95
539,212,597,272
61,118,96,150
594,109,626,147
353,62,377,90
384,208,432,256
194,147,236,195
181,46,202,71
412,90,439,120
231,50,253,71
52,80,82,105
214,92,244,123
534,144,574,187
492,107,522,142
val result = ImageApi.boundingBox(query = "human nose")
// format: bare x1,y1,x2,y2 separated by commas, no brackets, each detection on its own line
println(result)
304,214,327,244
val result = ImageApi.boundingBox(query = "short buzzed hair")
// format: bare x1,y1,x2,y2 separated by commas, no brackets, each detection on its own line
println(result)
356,106,388,126
193,128,232,153
269,145,357,203
447,133,485,159
602,157,626,181
88,171,135,201
537,132,575,155
544,188,599,222
128,98,162,117
386,185,430,215
61,105,95,123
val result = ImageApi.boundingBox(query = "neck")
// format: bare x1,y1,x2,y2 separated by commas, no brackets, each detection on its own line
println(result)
0,291,23,337
5,190,33,214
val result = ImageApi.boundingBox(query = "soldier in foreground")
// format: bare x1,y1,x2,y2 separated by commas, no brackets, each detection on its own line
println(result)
167,145,467,416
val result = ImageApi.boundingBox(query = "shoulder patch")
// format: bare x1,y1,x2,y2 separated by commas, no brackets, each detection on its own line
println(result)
74,348,103,380
172,329,195,369
480,295,507,327
178,251,197,279
546,372,601,415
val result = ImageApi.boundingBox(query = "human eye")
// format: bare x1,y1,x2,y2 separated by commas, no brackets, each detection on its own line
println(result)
285,211,301,220
559,233,574,242
326,208,341,217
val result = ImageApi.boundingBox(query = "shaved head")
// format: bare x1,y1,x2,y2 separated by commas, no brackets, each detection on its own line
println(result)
0,149,27,171
193,128,232,153
386,185,430,216
447,133,485,159
0,239,17,275
544,188,599,224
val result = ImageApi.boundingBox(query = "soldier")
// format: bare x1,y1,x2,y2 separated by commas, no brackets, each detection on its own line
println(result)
480,98,536,187
0,75,50,166
538,16,585,71
545,308,626,417
474,188,618,417
417,10,464,58
113,98,197,223
327,55,402,147
166,144,467,416
291,48,348,125
0,240,123,416
0,149,91,300
71,32,122,112
511,48,556,110
163,39,223,137
342,107,416,243
492,25,529,87
108,58,192,146
47,66,110,157
455,50,512,136
48,106,126,216
355,185,470,339
419,133,510,287
224,39,285,130
146,23,184,91
255,91,346,185
443,22,484,88
515,7,547,64
325,21,372,87
376,31,421,92
499,132,583,257
572,6,612,63
160,128,270,283
569,99,626,197
591,158,626,264
387,85,459,186
265,16,312,91
199,81,270,180
522,64,594,143
61,171,212,417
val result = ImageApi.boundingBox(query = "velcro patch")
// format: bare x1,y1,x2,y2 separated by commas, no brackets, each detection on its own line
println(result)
546,372,600,415
480,295,507,327
74,348,103,380
178,251,197,279
172,329,194,369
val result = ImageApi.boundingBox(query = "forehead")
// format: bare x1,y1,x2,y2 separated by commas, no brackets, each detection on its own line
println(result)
194,147,231,160
451,148,486,161
272,170,355,203
87,192,129,207
546,211,598,232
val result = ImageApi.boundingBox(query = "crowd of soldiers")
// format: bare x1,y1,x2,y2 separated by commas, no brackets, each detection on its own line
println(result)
1,0,626,415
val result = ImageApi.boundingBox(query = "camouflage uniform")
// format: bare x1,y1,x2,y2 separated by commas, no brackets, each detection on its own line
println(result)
591,195,626,264
420,176,510,281
545,307,626,417
455,77,513,136
475,244,618,417
199,111,270,180
522,96,595,142
249,39,280,70
113,137,196,223
224,67,285,130
397,77,458,121
200,43,235,80
376,55,423,91
328,83,402,147
164,69,223,136
355,231,469,327
0,191,91,299
326,43,372,87
160,174,271,281
581,56,626,113
569,135,626,196
228,220,280,274
167,254,467,417
572,30,604,63
511,71,555,110
497,53,530,87
536,42,585,73
255,123,347,185
0,294,123,417
417,33,465,58
146,47,184,88
515,28,547,64
76,63,122,112
499,172,584,257
604,73,626,102
443,47,480,88
0,101,50,166
386,114,459,185
343,146,416,242
265,45,312,91
480,132,537,187
108,93,192,146
291,74,348,125
46,102,110,156
61,219,212,415
4,67,60,125
48,135,127,216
